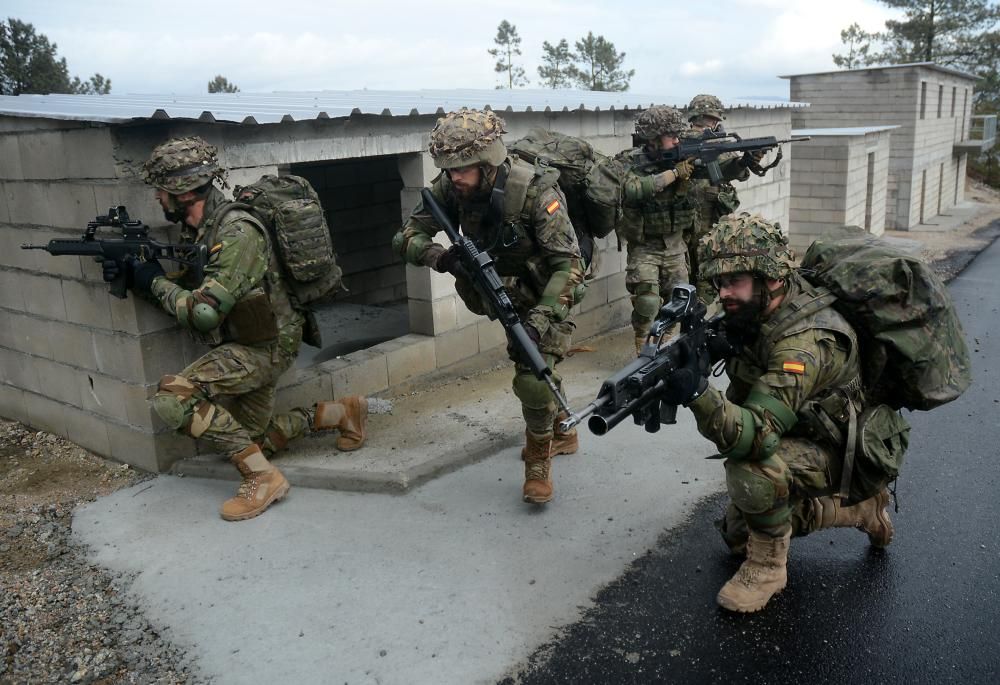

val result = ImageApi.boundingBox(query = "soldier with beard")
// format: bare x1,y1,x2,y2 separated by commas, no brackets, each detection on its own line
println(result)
104,136,369,521
393,108,586,504
669,212,895,612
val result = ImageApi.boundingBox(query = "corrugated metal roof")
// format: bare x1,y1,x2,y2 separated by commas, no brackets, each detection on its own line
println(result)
793,125,899,136
780,61,979,81
0,89,806,125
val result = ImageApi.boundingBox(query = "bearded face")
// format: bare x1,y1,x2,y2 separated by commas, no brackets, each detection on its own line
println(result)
715,273,770,337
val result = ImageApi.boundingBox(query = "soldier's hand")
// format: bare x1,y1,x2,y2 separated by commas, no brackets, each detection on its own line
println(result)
132,257,166,293
674,158,695,181
100,258,123,283
433,245,463,276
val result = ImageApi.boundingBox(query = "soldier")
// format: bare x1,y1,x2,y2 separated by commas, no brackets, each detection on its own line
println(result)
669,212,896,612
614,105,697,353
105,136,368,521
683,94,753,303
393,108,585,504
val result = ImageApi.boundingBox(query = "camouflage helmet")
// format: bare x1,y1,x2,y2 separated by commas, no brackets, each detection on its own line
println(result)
634,105,688,141
698,212,796,282
142,136,227,194
428,108,508,169
687,94,726,122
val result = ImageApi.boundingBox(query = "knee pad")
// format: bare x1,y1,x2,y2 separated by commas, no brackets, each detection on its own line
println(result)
631,283,661,321
512,372,554,410
152,374,213,437
725,459,779,514
152,393,189,430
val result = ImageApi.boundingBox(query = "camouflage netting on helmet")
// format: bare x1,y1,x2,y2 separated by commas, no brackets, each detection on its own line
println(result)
142,136,227,194
633,105,688,140
428,108,508,169
687,94,725,121
698,212,796,281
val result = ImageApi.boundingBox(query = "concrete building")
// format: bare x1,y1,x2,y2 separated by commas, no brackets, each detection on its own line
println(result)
782,63,994,231
0,90,801,471
787,126,896,251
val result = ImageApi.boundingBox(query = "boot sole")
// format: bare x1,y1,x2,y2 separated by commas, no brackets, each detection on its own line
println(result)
522,494,553,504
717,584,786,613
220,481,291,522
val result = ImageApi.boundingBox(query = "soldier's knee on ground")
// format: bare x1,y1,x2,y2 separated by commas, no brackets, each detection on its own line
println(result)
152,374,215,438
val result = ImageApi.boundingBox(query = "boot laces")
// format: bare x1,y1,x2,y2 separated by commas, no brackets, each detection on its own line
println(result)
236,474,261,499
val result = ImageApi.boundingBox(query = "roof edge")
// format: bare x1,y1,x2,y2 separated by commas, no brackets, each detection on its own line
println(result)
779,61,979,82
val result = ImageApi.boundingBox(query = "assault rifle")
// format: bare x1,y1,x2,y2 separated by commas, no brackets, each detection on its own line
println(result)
420,188,573,417
559,285,733,435
21,206,207,299
637,130,811,185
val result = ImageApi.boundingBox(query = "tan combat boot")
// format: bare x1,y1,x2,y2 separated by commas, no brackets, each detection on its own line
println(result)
522,433,554,504
716,527,791,613
810,488,894,547
550,412,579,457
220,445,290,522
314,396,369,451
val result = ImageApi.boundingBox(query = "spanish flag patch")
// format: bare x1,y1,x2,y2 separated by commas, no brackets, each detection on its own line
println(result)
545,199,561,215
783,360,806,375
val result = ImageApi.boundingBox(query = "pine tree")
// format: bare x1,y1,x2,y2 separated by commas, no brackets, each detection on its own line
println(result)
538,39,573,88
488,20,528,89
208,75,240,93
570,32,634,92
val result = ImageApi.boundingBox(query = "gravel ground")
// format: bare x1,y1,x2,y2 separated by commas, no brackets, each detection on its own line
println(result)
0,421,203,684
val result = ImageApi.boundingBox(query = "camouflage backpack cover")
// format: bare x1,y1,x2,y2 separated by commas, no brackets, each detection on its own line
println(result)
799,229,972,411
509,128,617,240
227,174,343,307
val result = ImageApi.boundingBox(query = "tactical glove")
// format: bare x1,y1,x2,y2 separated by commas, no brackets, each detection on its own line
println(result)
132,257,166,293
432,245,464,276
674,158,695,181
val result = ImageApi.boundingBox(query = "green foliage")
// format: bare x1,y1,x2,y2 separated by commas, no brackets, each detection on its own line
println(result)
538,39,573,88
0,18,110,95
488,20,527,89
208,75,240,93
570,32,634,92
832,23,878,68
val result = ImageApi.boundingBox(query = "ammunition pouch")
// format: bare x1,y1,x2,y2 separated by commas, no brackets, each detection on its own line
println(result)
223,288,279,345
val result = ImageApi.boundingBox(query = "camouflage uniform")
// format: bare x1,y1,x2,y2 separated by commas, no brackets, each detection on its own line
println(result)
689,213,894,612
393,109,585,503
615,106,696,345
683,95,750,303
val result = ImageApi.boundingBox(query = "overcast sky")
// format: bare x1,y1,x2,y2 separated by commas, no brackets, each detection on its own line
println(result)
5,0,899,100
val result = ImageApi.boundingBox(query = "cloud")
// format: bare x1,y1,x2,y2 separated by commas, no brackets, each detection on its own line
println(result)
679,60,725,78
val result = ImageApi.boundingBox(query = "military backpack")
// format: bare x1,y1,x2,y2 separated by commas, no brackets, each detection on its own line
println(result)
509,129,618,241
798,230,972,412
226,174,344,307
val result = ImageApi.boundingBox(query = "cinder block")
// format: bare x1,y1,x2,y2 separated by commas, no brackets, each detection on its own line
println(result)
580,275,609,312
63,128,116,179
77,372,132,424
5,181,54,226
21,273,68,321
142,329,198,379
0,268,24,311
0,348,40,393
0,135,24,180
19,389,62,435
477,318,507,353
274,372,332,414
92,330,145,382
407,298,434,336
455,297,486,328
109,295,177,335
106,423,191,472
383,334,436,386
61,279,113,329
404,263,458,302
327,348,389,398
34,358,83,406
15,313,54,359
0,383,26,424
606,271,627,303
122,382,159,429
59,405,112,458
46,320,97,371
434,323,480,369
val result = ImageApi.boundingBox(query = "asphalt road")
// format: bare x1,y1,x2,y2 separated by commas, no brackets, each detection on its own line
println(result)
505,238,1000,684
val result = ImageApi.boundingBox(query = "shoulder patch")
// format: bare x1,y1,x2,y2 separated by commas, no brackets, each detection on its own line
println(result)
782,360,806,375
545,199,561,215
210,243,224,254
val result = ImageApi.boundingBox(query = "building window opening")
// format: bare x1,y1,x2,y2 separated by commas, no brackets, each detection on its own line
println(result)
288,155,409,367
920,82,927,120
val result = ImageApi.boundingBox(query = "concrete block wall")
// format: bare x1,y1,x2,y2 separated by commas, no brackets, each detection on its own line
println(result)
788,129,891,251
788,65,976,229
291,156,405,306
0,103,799,472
